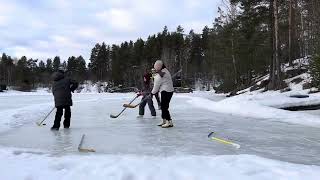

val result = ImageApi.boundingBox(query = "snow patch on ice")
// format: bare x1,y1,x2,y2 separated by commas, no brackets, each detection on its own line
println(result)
0,103,52,133
0,148,319,180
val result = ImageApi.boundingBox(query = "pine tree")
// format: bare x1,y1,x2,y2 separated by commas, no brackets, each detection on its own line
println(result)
53,56,61,71
46,58,53,73
88,43,101,81
311,54,320,87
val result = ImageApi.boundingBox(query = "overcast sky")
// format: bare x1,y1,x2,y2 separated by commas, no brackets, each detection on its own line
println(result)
0,0,220,61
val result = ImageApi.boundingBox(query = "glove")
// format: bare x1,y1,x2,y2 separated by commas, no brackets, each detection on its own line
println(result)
145,94,153,100
158,71,165,77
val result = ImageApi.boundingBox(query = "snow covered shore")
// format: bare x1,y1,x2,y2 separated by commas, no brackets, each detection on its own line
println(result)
182,90,320,127
1,147,319,180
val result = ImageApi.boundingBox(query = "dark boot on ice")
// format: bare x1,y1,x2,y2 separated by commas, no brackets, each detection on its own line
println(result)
51,127,59,131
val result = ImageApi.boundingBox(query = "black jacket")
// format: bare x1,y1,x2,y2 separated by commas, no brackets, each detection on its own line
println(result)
52,72,78,107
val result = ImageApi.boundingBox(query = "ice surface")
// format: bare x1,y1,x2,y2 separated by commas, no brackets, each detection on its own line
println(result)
0,93,320,179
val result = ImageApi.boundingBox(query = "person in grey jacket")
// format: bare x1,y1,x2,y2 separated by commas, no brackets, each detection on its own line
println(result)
152,60,174,128
51,68,78,130
138,72,156,117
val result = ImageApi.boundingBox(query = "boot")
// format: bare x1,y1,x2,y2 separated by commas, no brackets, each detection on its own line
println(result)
157,119,166,126
161,120,174,128
51,127,59,131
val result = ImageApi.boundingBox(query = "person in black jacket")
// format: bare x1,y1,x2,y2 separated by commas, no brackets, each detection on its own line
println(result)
51,68,78,130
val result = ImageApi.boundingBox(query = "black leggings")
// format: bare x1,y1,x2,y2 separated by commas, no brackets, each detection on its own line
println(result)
161,91,173,120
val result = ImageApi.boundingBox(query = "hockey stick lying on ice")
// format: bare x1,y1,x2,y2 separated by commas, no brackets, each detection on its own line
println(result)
110,95,139,118
36,107,55,126
78,134,95,152
208,132,240,149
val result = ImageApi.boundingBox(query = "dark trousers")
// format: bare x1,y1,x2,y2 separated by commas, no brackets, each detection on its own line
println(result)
139,95,156,116
161,91,173,120
53,106,71,128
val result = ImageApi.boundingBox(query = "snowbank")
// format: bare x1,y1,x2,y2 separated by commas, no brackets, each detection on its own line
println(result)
190,56,320,127
184,91,320,127
0,88,51,96
78,81,108,93
0,148,319,180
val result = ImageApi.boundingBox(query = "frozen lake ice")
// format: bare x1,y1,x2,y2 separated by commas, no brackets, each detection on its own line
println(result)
0,93,320,166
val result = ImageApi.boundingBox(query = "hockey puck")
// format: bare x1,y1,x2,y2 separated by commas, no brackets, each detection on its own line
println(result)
42,123,46,126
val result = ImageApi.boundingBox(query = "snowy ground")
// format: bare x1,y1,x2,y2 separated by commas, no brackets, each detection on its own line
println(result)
0,92,320,179
186,91,320,127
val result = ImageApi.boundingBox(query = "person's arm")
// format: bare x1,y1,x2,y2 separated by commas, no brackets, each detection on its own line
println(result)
158,71,165,77
52,82,56,96
70,79,79,92
151,75,161,94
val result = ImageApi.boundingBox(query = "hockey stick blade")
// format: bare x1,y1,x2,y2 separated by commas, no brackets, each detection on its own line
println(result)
110,95,139,119
78,134,95,152
123,104,138,108
78,148,96,152
110,114,119,118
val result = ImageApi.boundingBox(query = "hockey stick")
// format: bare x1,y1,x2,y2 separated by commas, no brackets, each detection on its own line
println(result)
78,134,95,152
110,95,139,118
36,107,55,126
208,132,240,149
171,69,182,78
123,94,153,109
123,103,140,108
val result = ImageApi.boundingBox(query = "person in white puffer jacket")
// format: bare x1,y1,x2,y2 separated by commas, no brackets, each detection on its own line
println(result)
151,60,174,128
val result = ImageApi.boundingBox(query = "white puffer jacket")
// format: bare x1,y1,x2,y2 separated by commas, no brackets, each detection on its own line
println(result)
152,68,174,94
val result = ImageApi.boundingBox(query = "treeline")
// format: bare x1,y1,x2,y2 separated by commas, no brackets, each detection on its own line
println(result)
0,54,87,90
1,0,319,92
88,0,320,91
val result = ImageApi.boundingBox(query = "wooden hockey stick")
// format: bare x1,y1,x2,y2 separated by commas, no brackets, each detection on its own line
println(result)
110,95,139,118
78,134,95,152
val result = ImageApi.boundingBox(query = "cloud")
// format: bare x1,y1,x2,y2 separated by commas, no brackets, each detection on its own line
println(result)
0,0,219,60
181,21,213,33
96,9,135,31
185,0,202,9
6,46,53,59
76,27,101,39
0,16,8,26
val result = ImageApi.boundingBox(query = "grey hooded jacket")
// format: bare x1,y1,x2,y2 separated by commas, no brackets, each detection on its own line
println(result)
52,71,78,107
